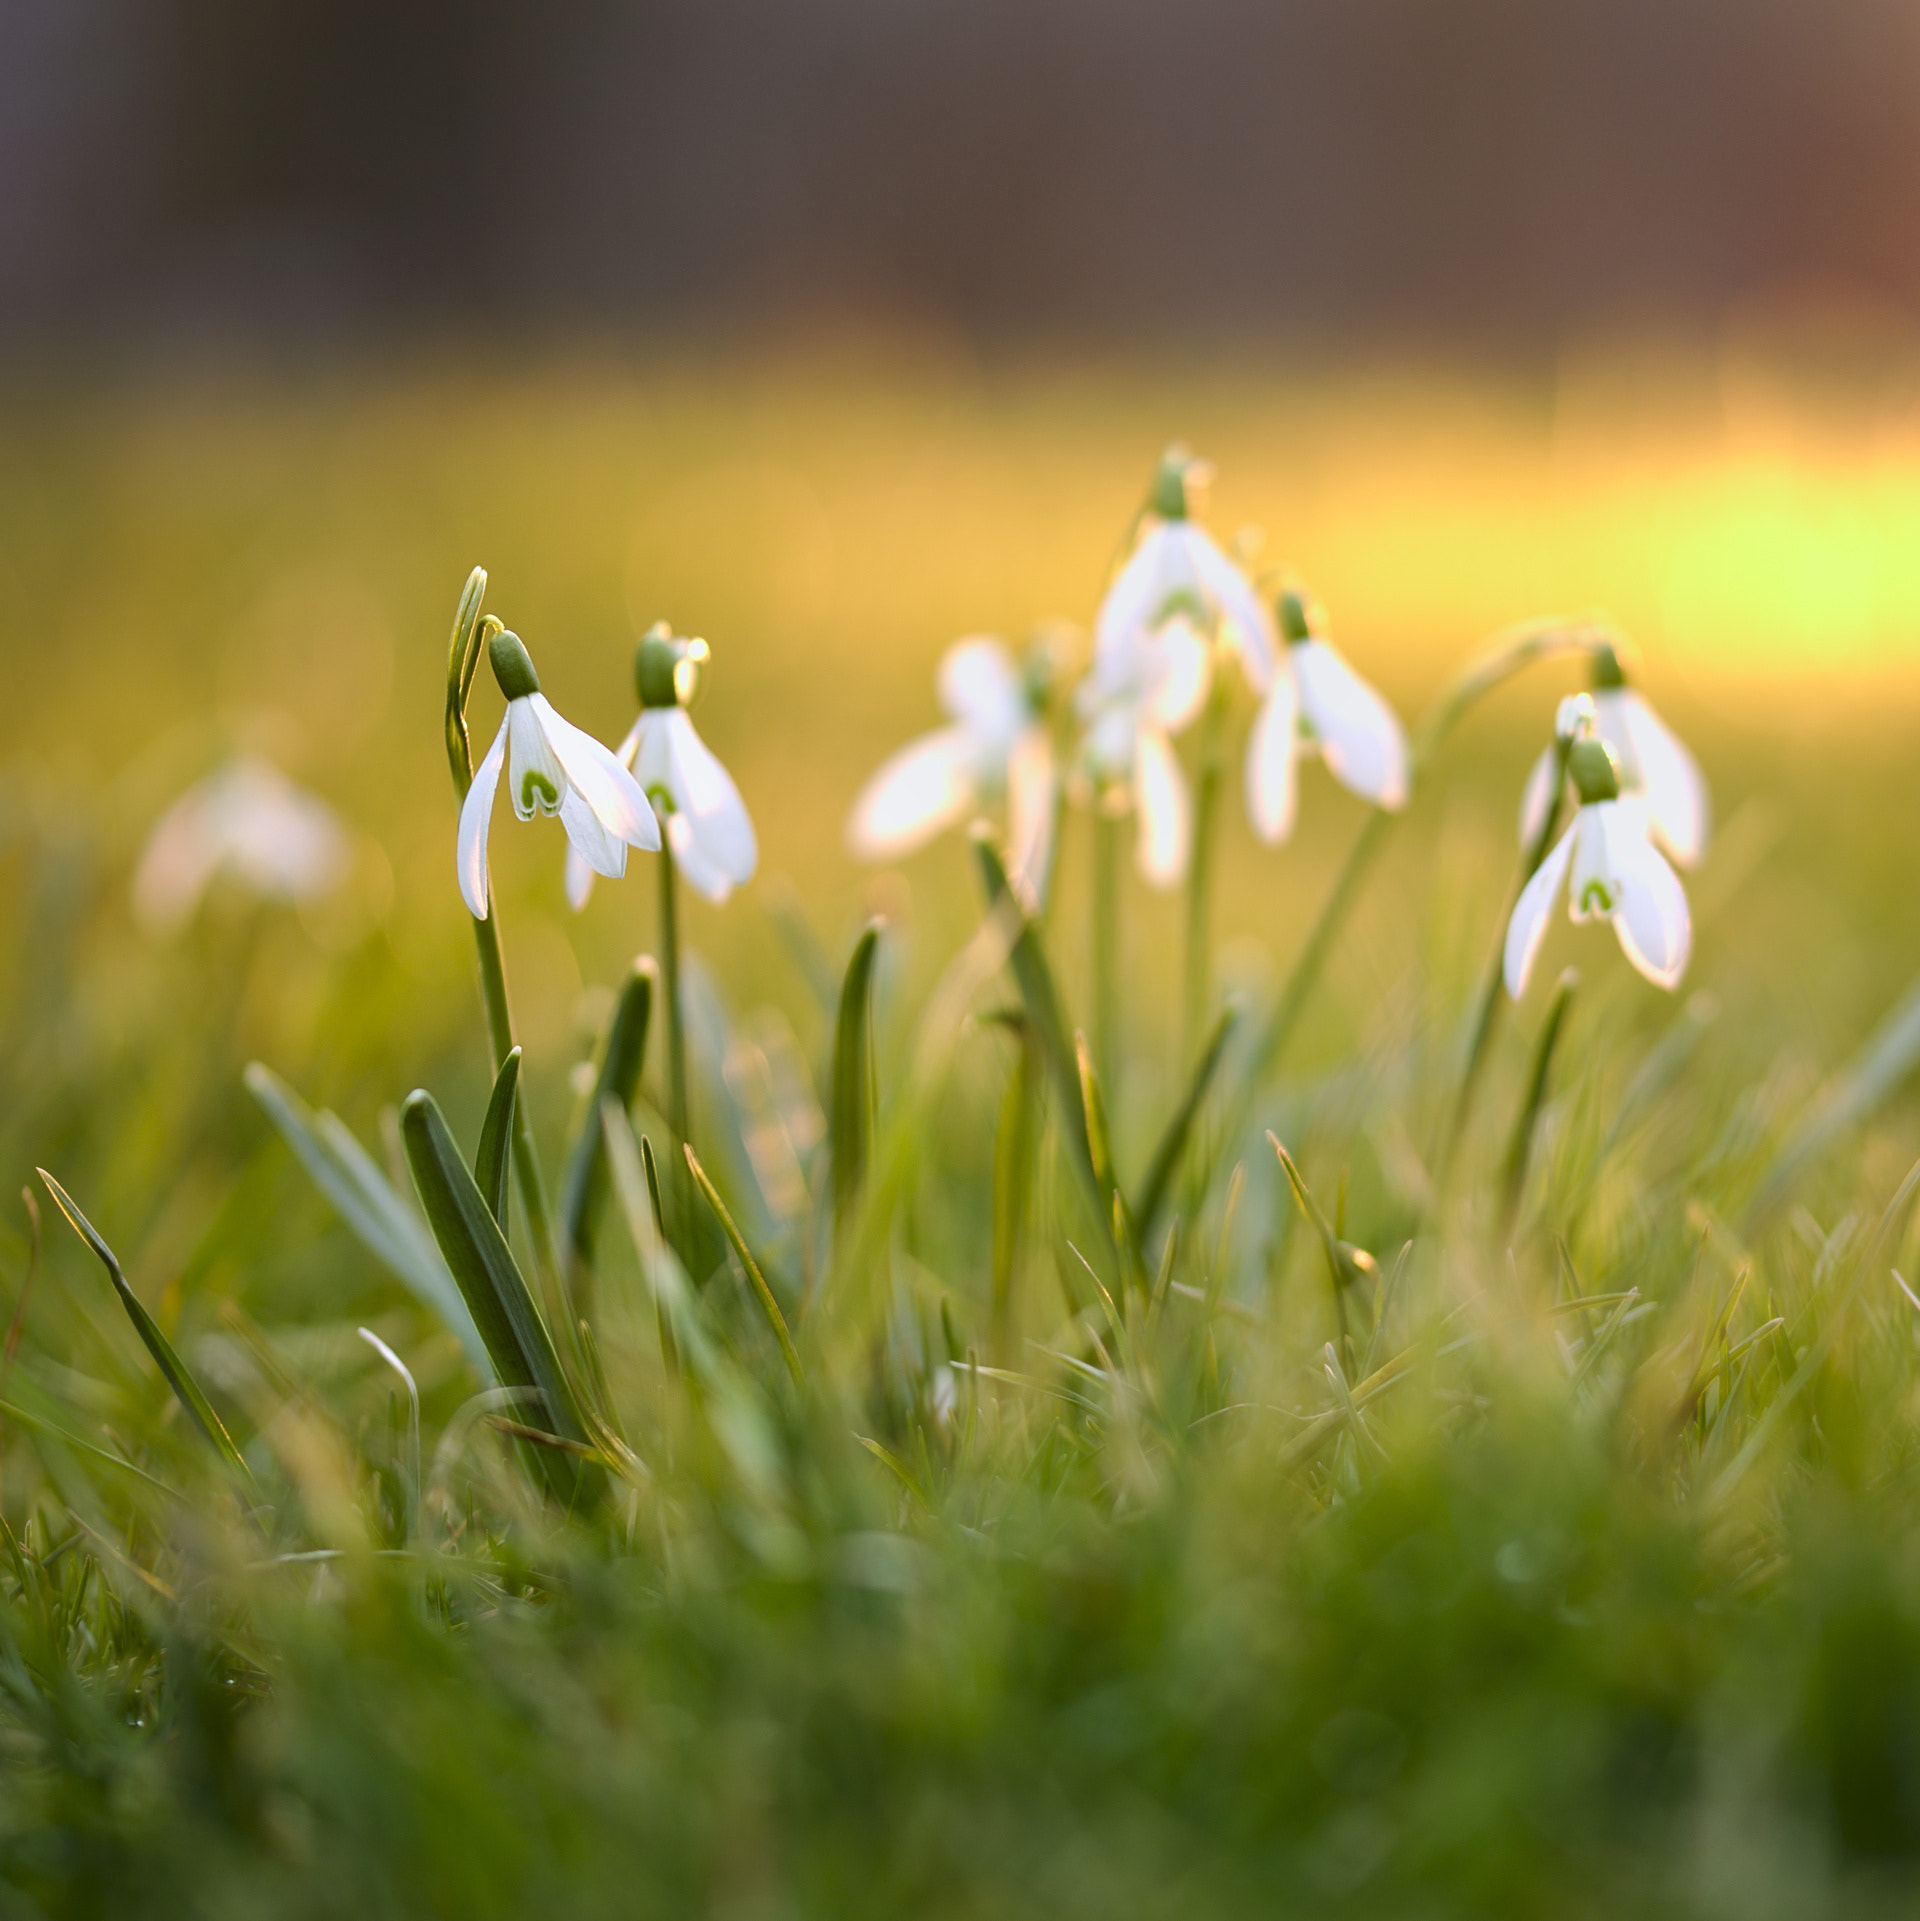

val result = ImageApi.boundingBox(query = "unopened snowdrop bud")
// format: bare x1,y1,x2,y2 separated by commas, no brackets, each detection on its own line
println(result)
1504,730,1690,1000
1519,644,1709,868
457,632,661,921
1146,444,1209,521
568,625,756,910
1246,583,1409,843
849,634,1058,907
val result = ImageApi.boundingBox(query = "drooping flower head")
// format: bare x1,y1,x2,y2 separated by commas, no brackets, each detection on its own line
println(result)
1075,628,1194,889
1245,585,1410,844
133,757,351,934
1505,698,1692,999
457,629,660,921
847,634,1057,906
1093,445,1274,726
1519,638,1708,869
569,623,756,909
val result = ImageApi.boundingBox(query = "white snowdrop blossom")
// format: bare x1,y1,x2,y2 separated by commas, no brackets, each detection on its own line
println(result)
1518,642,1708,868
847,637,1055,906
569,627,756,909
133,757,351,933
1246,589,1410,844
1076,631,1194,889
457,629,660,921
1505,735,1691,999
1093,447,1273,724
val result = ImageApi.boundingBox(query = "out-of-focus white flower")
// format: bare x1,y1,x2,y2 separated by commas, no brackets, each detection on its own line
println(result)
1077,631,1193,889
133,757,351,934
457,629,659,921
1093,446,1273,717
570,625,755,909
1246,588,1409,843
847,636,1055,905
1505,734,1691,998
1519,642,1708,868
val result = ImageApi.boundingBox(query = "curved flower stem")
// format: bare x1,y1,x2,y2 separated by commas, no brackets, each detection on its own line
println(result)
656,825,693,1253
1091,805,1123,1103
1183,685,1228,1062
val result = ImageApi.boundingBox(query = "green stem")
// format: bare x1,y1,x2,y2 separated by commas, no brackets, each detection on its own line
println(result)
1441,732,1575,1194
1091,805,1122,1103
1184,688,1227,1061
657,827,692,1252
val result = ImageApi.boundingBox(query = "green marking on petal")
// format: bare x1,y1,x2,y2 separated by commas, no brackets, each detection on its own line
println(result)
1579,879,1617,915
520,771,559,814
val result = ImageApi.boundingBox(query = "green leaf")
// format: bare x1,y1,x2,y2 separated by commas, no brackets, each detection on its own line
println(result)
684,1145,802,1385
474,1047,521,1233
830,920,883,1234
561,960,654,1275
245,1062,490,1379
400,1090,586,1463
1135,1001,1239,1242
35,1170,258,1494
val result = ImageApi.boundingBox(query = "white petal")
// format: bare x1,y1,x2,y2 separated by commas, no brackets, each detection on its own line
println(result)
1503,826,1575,999
1093,523,1174,664
1293,640,1408,809
668,809,733,903
1133,726,1190,888
631,709,671,794
530,694,660,850
560,783,630,882
456,716,509,919
132,790,223,933
1005,725,1056,910
847,727,976,858
1621,691,1709,868
565,841,597,912
1568,806,1621,923
662,708,756,884
221,764,351,899
1245,672,1301,844
1144,615,1213,733
506,699,566,819
1188,527,1277,690
1607,810,1691,988
1517,744,1559,849
612,714,643,771
937,638,1025,754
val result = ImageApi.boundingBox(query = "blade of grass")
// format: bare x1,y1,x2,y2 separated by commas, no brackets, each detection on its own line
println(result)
1135,1001,1239,1241
35,1170,258,1493
474,1047,521,1233
684,1144,802,1386
1500,967,1578,1233
560,958,654,1282
830,920,883,1237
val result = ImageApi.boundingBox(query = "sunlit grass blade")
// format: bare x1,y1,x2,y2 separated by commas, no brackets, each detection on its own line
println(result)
1134,1001,1238,1242
560,958,654,1280
34,1169,258,1493
684,1145,802,1386
399,1090,587,1467
245,1062,490,1378
991,1015,1043,1357
1269,1134,1377,1357
603,1107,707,1382
830,919,883,1238
1075,1031,1116,1198
474,1046,521,1233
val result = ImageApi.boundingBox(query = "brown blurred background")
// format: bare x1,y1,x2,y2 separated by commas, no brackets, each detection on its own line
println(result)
6,0,1920,359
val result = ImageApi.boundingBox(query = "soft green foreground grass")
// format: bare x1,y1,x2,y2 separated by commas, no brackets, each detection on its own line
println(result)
5,359,1920,1917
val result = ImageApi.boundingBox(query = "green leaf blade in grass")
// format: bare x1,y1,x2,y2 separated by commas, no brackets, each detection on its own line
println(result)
830,920,883,1234
246,1063,490,1378
474,1046,521,1232
35,1169,258,1493
399,1090,586,1451
560,958,654,1276
684,1144,802,1385
1135,1001,1239,1242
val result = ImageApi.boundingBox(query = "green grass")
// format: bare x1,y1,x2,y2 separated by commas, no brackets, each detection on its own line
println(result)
5,354,1920,1917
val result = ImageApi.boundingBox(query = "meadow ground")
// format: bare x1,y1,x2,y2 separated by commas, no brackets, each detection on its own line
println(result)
5,348,1920,1916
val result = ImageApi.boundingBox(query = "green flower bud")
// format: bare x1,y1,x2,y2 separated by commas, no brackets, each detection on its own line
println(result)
1278,589,1314,644
635,623,710,709
488,629,541,701
1147,445,1193,520
1568,737,1622,805
1590,641,1628,691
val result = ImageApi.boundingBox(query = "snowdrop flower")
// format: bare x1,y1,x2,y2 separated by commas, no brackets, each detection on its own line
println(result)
1076,633,1193,889
1518,641,1708,868
847,636,1055,905
1093,446,1273,722
133,757,350,934
457,629,660,921
1246,588,1409,843
569,625,756,909
1505,729,1691,999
